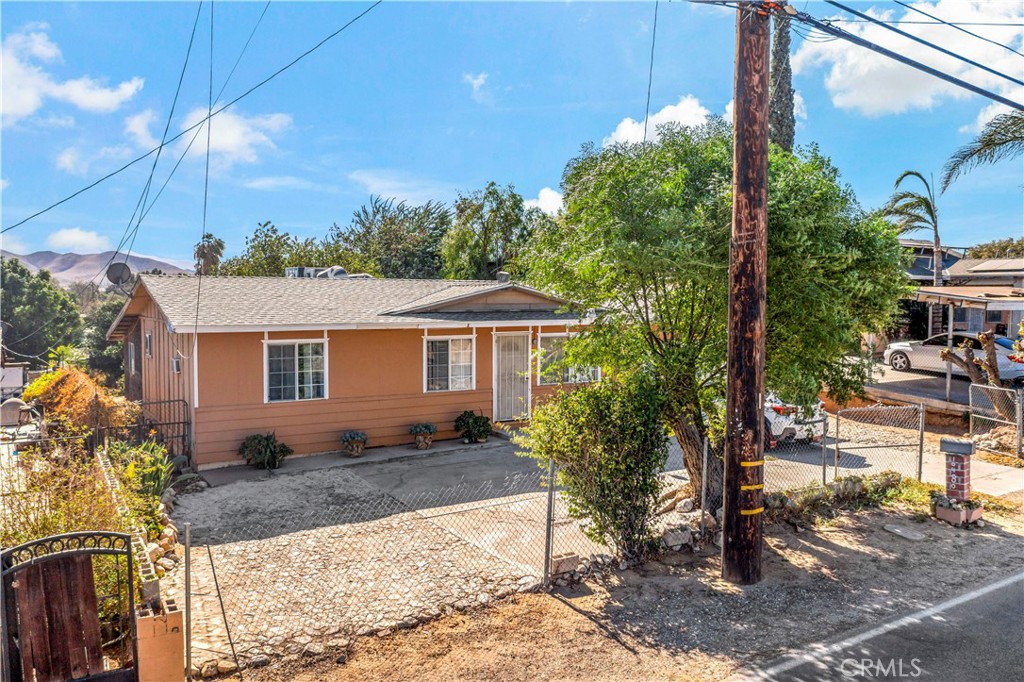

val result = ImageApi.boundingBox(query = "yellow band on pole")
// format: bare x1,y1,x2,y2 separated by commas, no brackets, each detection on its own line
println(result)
740,483,764,491
740,460,764,467
740,507,764,516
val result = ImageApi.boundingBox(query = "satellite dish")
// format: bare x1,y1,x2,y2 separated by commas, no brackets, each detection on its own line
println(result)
106,261,133,287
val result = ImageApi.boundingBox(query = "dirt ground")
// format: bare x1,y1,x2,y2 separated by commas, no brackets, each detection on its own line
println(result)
243,502,1024,682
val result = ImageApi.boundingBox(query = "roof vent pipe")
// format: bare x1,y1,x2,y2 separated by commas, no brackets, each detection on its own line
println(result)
496,271,511,283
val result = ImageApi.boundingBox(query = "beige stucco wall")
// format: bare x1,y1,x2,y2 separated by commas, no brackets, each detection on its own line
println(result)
189,325,582,468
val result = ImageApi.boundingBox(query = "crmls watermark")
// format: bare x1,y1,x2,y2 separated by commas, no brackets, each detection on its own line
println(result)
839,658,923,679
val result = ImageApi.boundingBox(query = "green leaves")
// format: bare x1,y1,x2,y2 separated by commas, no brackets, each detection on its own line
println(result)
1,257,81,367
515,374,668,562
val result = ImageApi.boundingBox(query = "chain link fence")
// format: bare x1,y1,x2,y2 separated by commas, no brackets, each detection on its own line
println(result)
969,384,1023,458
173,464,611,674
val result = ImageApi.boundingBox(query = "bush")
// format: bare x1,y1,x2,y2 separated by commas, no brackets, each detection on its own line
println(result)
238,433,292,469
514,374,668,563
22,367,138,434
454,410,491,442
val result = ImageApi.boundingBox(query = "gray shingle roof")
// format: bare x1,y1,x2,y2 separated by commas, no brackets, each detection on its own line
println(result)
134,275,584,331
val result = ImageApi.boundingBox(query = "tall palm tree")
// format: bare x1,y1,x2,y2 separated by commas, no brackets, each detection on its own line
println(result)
194,232,225,275
884,171,942,288
942,110,1024,192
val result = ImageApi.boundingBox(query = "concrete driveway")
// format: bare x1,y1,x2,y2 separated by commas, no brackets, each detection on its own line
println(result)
866,361,970,407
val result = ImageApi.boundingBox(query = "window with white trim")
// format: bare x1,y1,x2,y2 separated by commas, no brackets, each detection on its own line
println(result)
128,342,137,375
144,332,152,357
267,342,325,402
425,338,473,392
538,335,599,385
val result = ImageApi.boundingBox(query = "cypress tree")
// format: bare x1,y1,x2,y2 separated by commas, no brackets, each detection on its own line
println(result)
768,15,795,152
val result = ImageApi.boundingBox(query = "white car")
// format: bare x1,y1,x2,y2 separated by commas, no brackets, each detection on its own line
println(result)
882,333,1024,383
764,394,826,449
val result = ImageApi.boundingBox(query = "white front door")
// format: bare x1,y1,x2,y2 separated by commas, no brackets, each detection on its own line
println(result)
494,333,531,421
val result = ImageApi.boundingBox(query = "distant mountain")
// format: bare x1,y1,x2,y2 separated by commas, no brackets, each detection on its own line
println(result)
1,250,190,286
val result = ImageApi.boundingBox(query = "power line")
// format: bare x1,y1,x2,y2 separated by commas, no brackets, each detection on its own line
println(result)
1,1,275,355
643,0,661,143
893,0,1024,59
782,5,1024,111
831,19,1024,28
1,0,383,235
824,1,1023,88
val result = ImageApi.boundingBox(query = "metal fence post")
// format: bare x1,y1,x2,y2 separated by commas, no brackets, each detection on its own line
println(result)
821,416,828,486
833,410,841,481
700,438,709,537
185,522,192,681
542,458,555,589
917,404,926,481
1016,389,1023,460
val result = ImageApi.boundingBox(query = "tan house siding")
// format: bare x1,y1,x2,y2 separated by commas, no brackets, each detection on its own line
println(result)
190,324,583,468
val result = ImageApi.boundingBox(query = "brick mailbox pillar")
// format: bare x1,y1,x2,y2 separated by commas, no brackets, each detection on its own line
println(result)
940,437,975,502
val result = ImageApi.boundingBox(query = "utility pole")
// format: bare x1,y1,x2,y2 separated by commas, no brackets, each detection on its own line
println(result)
723,1,770,585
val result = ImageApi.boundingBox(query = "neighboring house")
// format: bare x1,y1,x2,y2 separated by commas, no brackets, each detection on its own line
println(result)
945,258,1024,288
899,238,965,284
107,274,595,469
915,285,1024,337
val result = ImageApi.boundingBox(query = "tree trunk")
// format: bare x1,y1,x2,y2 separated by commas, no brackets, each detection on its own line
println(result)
670,415,724,513
942,330,1015,420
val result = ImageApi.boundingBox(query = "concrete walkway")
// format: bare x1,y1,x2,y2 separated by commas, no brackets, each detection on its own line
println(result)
200,437,509,488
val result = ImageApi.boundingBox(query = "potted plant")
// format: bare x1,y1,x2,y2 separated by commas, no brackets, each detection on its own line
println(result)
340,430,368,457
454,410,491,444
238,433,292,470
931,491,984,526
409,423,437,450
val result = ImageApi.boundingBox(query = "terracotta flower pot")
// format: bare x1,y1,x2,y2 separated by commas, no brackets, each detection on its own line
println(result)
345,441,366,458
935,505,966,526
964,507,984,524
414,434,433,450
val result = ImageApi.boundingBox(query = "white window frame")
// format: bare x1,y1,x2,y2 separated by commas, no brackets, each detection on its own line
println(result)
423,334,476,393
262,335,329,404
537,333,600,386
144,332,152,357
128,341,137,376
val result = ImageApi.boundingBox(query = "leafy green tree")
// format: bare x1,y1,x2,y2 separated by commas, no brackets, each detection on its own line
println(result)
967,237,1024,259
218,221,373,277
441,182,546,280
514,373,668,562
327,196,451,278
524,122,907,502
194,232,225,275
1,258,81,367
884,171,942,288
82,295,127,386
942,110,1024,191
768,14,795,152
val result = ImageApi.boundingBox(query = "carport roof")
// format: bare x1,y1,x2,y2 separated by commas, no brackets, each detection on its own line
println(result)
914,285,1024,310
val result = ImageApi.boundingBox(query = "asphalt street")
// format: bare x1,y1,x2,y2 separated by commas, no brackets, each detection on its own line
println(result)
735,571,1024,682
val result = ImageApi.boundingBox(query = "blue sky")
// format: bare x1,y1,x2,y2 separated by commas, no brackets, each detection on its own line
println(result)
2,1,1022,268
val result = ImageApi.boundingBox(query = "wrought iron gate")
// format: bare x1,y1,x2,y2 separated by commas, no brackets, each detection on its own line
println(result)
1,532,137,682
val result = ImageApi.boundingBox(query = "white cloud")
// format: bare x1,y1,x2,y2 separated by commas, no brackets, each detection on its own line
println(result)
724,99,735,122
348,169,454,204
0,179,8,191
604,94,711,146
2,23,143,126
46,227,112,252
243,176,332,192
525,187,563,215
793,0,1023,122
178,108,292,167
794,91,807,121
124,109,159,149
1,233,29,254
462,72,493,105
55,144,132,176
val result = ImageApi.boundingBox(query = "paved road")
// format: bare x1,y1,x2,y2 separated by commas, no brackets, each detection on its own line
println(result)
736,572,1024,682
866,361,970,406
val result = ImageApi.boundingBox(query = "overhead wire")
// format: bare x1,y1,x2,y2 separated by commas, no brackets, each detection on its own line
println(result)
2,0,275,357
643,0,661,143
892,0,1024,59
1,0,382,235
824,1,1024,88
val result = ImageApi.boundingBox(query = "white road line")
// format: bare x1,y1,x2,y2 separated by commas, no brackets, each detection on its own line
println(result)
734,570,1024,681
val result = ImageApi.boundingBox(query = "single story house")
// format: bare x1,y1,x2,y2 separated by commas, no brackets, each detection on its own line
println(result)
914,285,1024,337
107,274,595,469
